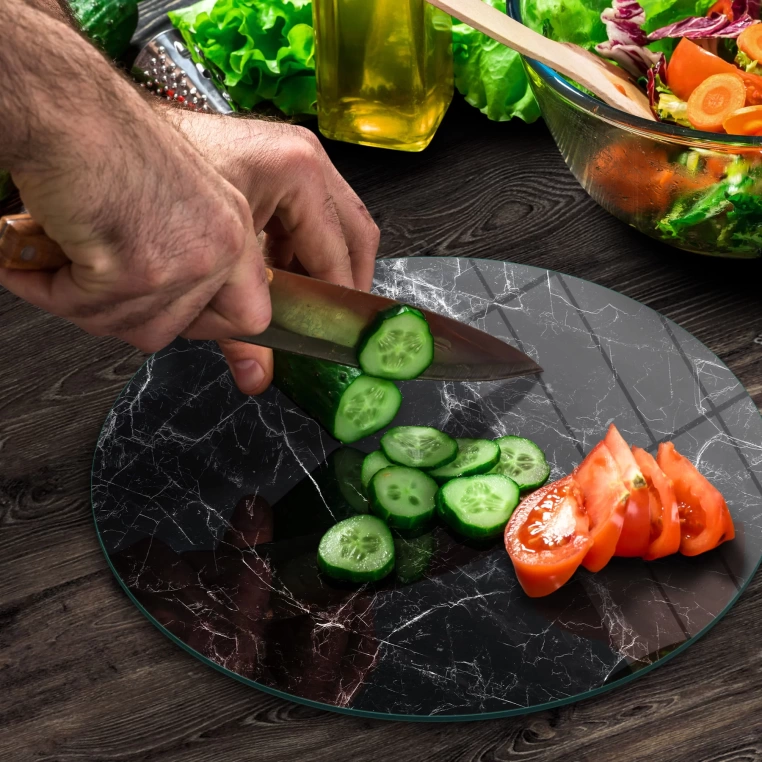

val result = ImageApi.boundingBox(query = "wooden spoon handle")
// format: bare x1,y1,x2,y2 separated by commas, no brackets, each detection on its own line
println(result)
0,213,70,270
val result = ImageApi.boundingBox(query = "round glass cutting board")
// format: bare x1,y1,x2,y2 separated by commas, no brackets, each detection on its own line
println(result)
92,258,762,720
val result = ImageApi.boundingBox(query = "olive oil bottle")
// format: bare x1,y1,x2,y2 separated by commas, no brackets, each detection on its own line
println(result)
312,0,454,152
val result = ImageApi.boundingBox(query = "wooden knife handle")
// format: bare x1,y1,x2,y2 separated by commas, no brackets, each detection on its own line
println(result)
0,213,70,270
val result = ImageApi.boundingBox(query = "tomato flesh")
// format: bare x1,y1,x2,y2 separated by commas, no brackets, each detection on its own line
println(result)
505,476,591,598
657,442,733,555
631,446,681,560
574,442,629,572
605,425,650,558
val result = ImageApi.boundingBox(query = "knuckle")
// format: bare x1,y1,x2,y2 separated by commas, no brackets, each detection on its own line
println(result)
280,138,321,174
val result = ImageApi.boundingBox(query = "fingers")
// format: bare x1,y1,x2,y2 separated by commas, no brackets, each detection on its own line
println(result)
217,338,273,396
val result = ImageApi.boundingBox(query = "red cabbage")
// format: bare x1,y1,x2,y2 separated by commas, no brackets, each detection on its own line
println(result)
646,55,668,118
596,0,662,75
647,12,756,40
733,0,760,19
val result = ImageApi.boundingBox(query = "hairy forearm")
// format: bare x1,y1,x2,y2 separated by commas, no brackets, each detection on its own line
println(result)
1,0,158,174
25,0,74,25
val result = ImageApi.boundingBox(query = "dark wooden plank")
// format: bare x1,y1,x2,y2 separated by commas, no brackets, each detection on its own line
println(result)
2,5,762,760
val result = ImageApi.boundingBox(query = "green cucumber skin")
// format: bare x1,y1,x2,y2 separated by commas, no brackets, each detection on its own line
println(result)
368,467,438,531
380,426,458,470
429,439,501,483
490,436,550,492
436,475,520,540
273,352,362,442
317,515,395,583
356,304,434,380
69,0,138,59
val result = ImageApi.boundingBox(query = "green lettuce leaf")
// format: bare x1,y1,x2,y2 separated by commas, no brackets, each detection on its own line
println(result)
452,0,540,122
168,0,316,116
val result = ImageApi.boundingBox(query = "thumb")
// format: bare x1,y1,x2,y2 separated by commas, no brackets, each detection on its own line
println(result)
217,339,273,396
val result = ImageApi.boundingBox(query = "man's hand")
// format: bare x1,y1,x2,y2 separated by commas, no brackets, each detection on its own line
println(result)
0,1,379,395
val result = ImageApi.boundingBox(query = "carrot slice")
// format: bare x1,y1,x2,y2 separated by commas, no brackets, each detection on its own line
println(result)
604,424,650,558
631,447,681,561
738,22,762,64
574,442,629,572
686,73,746,132
722,104,762,135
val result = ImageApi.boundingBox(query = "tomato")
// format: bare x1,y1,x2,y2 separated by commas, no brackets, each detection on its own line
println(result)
707,0,733,16
574,442,629,572
631,446,681,561
668,39,762,105
504,476,591,598
604,425,650,558
657,442,734,555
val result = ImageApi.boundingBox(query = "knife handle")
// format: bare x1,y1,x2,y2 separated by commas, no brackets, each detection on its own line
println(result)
0,213,69,270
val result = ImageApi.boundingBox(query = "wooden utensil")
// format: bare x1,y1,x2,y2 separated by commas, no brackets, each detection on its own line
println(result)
428,0,655,121
0,214,68,270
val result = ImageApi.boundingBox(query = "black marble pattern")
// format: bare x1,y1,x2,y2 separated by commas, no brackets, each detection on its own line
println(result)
92,258,762,720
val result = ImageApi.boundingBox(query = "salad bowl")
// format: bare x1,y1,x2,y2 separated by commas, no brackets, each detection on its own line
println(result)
510,0,762,258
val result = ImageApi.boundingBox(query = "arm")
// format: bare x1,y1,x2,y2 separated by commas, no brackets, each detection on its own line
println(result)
2,0,379,394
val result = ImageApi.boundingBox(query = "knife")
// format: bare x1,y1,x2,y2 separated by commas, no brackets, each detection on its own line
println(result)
0,213,542,381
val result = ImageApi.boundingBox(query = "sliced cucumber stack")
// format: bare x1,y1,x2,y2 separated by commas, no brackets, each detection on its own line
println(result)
273,352,402,444
317,514,395,583
361,450,392,490
381,426,458,470
357,305,434,380
428,438,500,483
490,436,550,492
437,474,520,539
369,466,438,531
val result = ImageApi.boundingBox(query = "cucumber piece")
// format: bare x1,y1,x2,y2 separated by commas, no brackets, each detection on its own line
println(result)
436,474,520,539
357,305,434,380
369,466,438,531
361,450,392,490
380,426,458,469
428,438,501,483
271,447,368,542
69,0,139,59
489,436,551,492
273,352,402,444
317,515,395,583
395,532,436,585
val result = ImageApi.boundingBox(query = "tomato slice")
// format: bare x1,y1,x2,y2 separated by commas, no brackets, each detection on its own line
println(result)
604,424,650,558
504,476,591,598
631,446,681,560
574,442,629,572
657,442,734,556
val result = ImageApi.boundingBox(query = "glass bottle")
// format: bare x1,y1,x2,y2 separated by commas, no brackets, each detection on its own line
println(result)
312,0,454,152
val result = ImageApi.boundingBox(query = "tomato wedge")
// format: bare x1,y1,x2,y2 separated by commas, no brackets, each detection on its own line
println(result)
657,442,734,556
505,476,591,598
605,424,650,558
574,442,629,572
631,446,681,560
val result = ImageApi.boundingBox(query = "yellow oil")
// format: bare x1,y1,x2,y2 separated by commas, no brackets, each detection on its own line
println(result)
312,0,453,152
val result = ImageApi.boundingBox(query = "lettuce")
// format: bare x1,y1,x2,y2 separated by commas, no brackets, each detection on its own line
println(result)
452,0,540,122
168,0,316,116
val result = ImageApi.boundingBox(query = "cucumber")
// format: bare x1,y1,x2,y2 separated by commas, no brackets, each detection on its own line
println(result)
489,436,551,492
369,466,438,531
273,352,402,444
68,0,138,59
395,532,436,585
436,474,520,539
428,438,500,483
317,514,395,583
380,426,458,470
361,450,392,490
271,447,367,542
357,305,434,381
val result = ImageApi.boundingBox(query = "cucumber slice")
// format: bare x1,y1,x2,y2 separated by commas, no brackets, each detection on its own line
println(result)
381,426,458,469
395,532,436,585
369,466,438,531
361,450,392,490
428,438,501,483
437,474,520,539
489,436,551,492
317,514,395,583
273,352,402,444
357,305,434,380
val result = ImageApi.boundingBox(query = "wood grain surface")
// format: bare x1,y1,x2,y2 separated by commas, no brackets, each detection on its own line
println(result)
3,4,762,761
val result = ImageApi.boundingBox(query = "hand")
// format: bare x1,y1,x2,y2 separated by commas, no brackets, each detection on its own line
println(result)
162,110,380,393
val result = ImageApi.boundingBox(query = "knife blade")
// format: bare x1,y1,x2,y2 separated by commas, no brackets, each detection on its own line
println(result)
0,213,542,381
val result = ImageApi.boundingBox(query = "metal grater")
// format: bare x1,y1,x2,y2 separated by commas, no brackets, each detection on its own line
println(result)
132,28,235,115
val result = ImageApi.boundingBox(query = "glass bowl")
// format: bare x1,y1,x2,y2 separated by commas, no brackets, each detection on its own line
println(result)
510,0,762,258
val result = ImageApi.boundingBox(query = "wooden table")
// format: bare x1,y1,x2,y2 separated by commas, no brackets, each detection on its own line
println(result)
3,4,762,760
